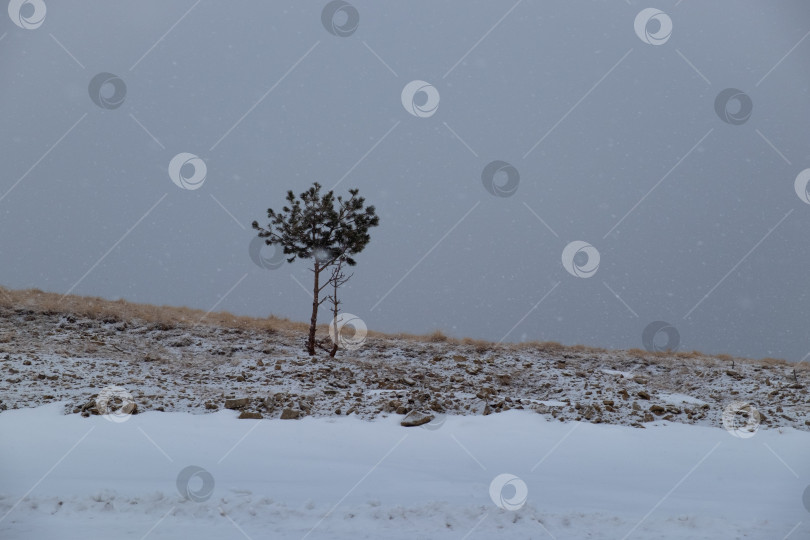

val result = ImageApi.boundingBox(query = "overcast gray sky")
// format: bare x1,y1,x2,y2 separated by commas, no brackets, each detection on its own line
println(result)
2,1,810,361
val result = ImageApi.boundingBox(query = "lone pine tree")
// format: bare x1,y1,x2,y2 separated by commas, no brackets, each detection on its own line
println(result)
252,182,378,356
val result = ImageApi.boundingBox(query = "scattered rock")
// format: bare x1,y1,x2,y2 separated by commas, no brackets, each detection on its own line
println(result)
224,398,250,410
238,411,262,419
261,397,276,412
280,408,301,420
168,337,193,347
5,308,809,433
429,401,444,413
650,404,666,416
120,402,137,415
400,410,434,427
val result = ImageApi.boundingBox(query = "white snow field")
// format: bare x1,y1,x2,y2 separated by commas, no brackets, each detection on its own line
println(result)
1,404,807,539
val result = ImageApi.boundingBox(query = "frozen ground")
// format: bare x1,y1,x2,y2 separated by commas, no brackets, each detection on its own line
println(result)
0,299,808,538
0,305,807,432
1,404,808,539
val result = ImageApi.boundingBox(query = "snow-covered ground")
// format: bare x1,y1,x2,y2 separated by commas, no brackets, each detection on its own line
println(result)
1,403,807,539
1,298,808,538
2,305,808,434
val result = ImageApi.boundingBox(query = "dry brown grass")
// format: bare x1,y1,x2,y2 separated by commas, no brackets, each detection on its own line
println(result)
425,329,449,343
0,285,311,335
0,285,796,368
760,357,791,367
626,348,648,358
674,350,703,359
460,337,493,354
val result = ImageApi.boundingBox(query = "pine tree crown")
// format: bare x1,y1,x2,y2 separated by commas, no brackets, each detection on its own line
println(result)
252,182,379,268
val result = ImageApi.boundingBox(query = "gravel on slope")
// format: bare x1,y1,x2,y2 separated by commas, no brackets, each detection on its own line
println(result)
0,306,807,432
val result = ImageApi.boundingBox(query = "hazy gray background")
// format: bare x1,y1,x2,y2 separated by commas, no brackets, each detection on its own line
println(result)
2,1,810,361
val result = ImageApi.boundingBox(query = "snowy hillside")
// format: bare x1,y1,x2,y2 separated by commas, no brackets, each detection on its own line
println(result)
0,292,806,432
0,290,808,539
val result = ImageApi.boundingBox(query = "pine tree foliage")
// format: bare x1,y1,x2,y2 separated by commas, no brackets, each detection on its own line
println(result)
252,182,378,355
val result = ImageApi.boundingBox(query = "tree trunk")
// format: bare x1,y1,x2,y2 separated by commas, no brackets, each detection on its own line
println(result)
328,287,339,357
329,295,339,358
328,257,344,358
307,261,319,355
